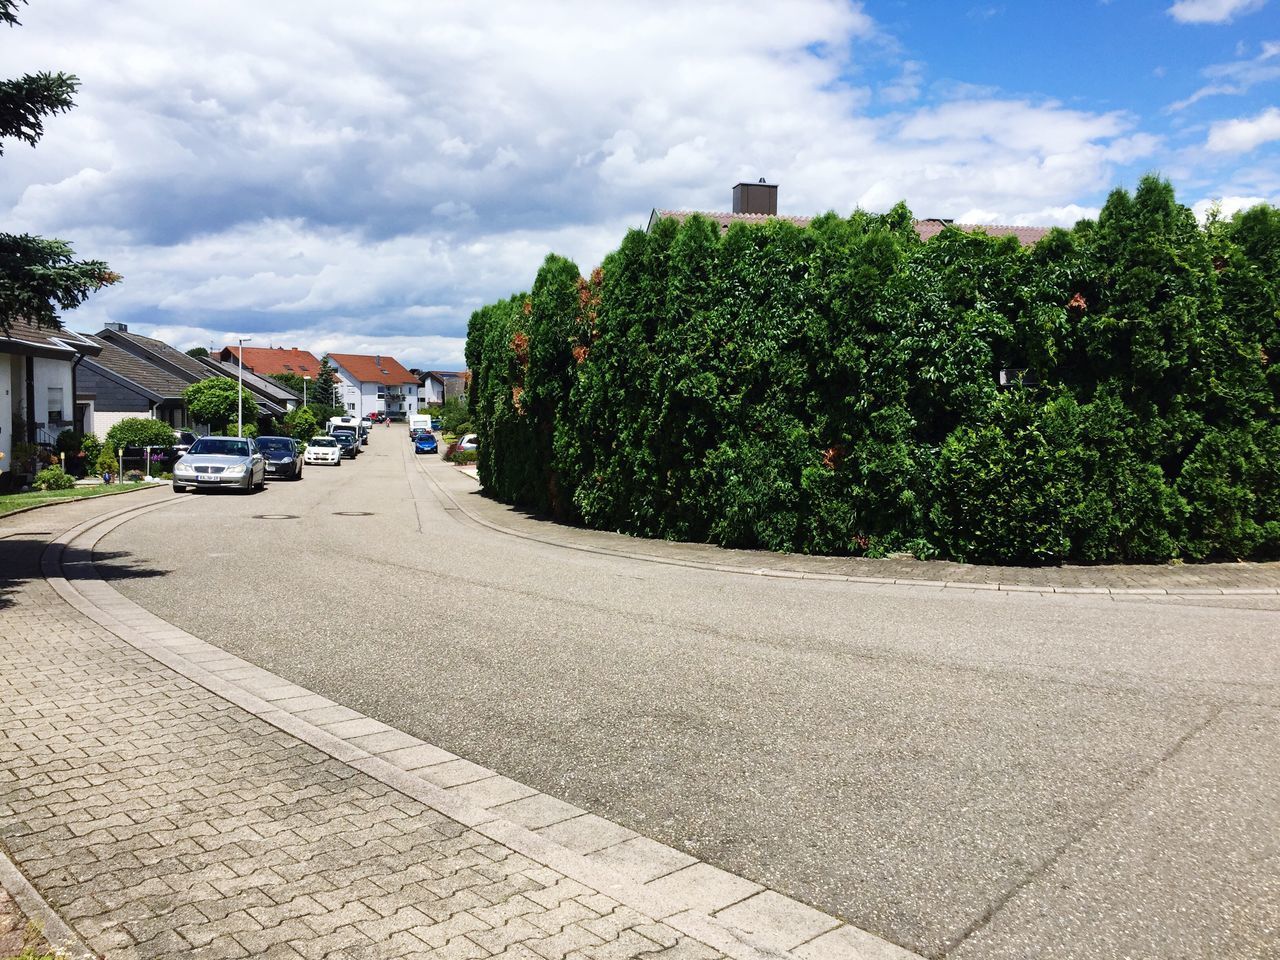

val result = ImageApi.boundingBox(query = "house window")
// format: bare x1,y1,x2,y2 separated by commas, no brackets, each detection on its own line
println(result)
47,386,64,423
347,402,355,411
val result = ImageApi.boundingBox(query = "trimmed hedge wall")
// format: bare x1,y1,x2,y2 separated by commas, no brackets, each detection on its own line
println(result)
465,177,1280,564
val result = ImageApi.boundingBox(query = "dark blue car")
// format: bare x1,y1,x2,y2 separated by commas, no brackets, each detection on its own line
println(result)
414,432,438,455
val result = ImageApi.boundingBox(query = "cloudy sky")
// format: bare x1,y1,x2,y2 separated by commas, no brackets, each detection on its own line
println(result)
5,0,1278,368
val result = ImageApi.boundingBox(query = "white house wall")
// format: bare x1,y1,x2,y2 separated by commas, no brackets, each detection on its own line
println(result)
91,408,153,441
0,355,13,473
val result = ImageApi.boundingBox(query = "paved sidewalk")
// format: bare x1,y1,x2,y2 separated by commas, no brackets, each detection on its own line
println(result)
439,465,1280,598
1,495,910,959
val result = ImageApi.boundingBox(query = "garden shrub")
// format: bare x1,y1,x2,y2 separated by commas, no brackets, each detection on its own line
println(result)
33,466,75,491
465,177,1280,564
105,418,174,452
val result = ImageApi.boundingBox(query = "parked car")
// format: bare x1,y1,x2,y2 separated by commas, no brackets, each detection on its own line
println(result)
257,435,304,480
331,428,360,458
409,426,429,440
173,430,198,455
414,432,438,455
457,433,478,451
304,435,341,466
172,436,266,493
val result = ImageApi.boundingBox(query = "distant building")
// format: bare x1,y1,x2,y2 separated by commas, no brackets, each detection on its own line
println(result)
418,370,468,407
328,353,417,420
647,180,1050,247
218,345,322,379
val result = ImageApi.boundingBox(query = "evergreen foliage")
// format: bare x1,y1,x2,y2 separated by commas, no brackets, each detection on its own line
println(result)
466,178,1280,564
0,0,118,332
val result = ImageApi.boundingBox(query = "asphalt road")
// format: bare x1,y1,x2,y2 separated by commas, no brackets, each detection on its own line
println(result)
101,426,1280,960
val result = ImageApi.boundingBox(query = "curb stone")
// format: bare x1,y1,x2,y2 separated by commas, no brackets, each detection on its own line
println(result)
0,846,98,960
39,496,923,960
423,460,1280,600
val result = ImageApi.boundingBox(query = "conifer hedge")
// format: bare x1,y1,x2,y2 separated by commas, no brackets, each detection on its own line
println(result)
464,177,1280,564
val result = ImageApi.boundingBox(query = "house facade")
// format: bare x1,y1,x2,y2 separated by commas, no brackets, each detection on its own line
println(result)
0,320,101,477
76,333,193,438
419,370,468,407
328,353,417,420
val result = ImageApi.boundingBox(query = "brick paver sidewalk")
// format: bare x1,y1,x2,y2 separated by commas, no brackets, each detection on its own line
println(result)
2,497,908,960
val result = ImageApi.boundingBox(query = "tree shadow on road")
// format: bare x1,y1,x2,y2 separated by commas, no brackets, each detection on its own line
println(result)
0,536,169,611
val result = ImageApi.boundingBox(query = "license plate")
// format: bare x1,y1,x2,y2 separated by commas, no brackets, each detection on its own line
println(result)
266,464,277,471
196,475,219,483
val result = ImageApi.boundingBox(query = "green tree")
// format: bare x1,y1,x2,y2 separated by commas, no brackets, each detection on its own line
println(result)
283,406,319,441
0,0,118,332
267,371,305,394
438,395,469,433
314,357,340,407
185,346,209,358
183,378,259,434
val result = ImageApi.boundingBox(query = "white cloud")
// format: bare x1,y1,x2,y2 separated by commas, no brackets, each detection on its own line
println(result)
1167,0,1267,23
3,0,1174,363
1190,194,1277,221
1168,40,1280,110
1206,107,1280,151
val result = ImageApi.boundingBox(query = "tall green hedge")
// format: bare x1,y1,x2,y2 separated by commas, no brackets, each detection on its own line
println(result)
465,177,1280,564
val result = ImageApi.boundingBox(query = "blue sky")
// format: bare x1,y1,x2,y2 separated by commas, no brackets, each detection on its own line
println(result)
4,0,1277,368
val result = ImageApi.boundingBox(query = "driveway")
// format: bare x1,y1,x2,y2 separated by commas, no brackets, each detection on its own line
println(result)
100,427,1280,959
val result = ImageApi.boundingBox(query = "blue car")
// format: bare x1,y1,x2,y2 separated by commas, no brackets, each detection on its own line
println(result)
414,432,438,455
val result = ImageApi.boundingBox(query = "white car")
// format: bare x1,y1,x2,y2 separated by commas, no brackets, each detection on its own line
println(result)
304,435,342,466
457,433,478,451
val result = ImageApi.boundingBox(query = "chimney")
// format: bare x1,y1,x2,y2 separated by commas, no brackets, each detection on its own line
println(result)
103,321,128,333
374,355,381,366
732,178,777,216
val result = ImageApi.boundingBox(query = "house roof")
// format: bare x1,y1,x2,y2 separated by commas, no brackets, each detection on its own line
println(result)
79,334,189,399
426,370,467,381
220,345,322,377
0,319,102,360
328,353,417,386
99,327,217,382
647,210,1051,247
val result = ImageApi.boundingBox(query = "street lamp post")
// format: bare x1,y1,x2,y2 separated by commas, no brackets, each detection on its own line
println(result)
236,336,252,437
303,374,310,408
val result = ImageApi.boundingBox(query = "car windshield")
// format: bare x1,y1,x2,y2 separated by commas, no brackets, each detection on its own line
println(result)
332,431,355,441
188,438,250,457
257,438,292,452
310,437,337,447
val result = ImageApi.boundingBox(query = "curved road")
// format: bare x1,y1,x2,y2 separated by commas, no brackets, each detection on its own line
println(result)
100,426,1280,959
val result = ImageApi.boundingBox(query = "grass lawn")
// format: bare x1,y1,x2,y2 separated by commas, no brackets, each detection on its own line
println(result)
0,482,151,516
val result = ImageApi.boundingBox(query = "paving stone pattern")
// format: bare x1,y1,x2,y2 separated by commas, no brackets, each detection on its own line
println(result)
0,572,727,960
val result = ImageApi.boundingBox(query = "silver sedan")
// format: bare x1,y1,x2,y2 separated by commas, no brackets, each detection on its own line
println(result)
172,436,267,493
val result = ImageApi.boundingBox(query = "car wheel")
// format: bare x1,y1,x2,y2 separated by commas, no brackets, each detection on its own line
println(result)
172,483,186,493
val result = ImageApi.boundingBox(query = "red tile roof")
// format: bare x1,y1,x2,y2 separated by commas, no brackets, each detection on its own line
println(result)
649,210,1051,247
220,346,322,377
328,353,417,386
